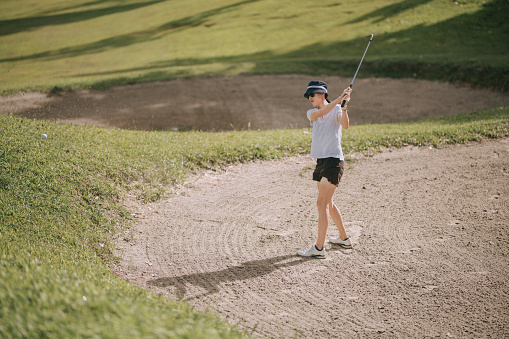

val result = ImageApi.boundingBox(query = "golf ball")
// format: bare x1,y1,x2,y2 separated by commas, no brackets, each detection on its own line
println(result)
41,134,47,139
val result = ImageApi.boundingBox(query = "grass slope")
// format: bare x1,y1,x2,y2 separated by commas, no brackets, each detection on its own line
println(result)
0,0,508,93
0,256,244,338
1,107,508,337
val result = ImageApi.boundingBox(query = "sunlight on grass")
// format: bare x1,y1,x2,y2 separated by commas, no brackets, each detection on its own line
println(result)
0,0,507,92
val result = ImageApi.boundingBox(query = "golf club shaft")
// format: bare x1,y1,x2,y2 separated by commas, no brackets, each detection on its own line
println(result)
342,34,373,107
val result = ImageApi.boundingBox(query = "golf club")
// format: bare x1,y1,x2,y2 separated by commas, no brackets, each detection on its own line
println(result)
342,34,374,107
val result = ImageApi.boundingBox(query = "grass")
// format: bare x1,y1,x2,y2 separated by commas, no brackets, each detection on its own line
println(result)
343,107,509,152
0,256,243,338
1,107,508,337
0,0,508,93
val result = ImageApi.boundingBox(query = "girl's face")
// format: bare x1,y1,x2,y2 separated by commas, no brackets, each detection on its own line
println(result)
308,92,325,107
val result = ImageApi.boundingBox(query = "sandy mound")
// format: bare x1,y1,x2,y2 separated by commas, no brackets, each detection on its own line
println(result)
114,138,508,338
2,75,509,131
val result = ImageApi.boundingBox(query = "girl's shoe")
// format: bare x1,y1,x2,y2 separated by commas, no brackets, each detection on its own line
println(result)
329,237,352,249
297,245,326,258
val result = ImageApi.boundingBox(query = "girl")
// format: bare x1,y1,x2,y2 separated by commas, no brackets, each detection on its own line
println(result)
297,80,352,258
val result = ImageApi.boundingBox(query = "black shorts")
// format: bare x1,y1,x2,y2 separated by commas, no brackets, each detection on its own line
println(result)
313,158,344,186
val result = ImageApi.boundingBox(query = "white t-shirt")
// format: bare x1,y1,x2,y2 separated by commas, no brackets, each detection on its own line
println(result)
306,104,344,160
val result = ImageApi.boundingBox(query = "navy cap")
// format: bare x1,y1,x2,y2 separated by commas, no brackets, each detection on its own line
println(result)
304,80,329,99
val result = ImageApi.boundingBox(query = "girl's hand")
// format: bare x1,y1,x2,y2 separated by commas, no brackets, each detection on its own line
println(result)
341,87,352,100
343,93,351,104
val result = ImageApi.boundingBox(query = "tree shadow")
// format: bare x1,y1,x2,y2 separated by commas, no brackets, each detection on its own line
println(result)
3,0,505,65
36,0,125,17
0,0,165,37
346,0,434,24
280,1,507,59
148,254,306,301
3,0,506,90
83,1,506,73
0,0,260,63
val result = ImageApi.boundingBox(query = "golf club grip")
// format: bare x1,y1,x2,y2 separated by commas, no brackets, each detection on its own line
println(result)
341,85,353,107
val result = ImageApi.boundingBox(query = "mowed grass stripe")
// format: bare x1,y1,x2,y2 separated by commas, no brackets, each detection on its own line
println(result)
0,0,507,93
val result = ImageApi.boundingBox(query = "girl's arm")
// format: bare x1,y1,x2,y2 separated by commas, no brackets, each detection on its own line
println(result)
339,93,350,129
309,88,352,122
339,106,349,130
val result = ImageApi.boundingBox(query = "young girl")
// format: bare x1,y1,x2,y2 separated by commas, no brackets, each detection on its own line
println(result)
297,80,352,258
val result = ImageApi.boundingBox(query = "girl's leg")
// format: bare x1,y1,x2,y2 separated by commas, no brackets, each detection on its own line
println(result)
315,177,337,249
329,200,348,240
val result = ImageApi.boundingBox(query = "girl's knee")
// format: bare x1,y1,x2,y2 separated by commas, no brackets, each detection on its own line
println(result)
316,199,329,211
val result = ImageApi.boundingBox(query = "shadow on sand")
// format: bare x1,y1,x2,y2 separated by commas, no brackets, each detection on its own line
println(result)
148,254,306,300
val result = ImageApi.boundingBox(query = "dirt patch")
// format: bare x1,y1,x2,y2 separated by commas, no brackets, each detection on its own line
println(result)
2,75,509,131
114,139,508,338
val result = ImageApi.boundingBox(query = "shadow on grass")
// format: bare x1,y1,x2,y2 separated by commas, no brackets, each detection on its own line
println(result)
346,0,434,24
276,0,508,61
0,0,165,37
3,0,506,64
0,0,260,63
34,0,134,17
3,0,507,90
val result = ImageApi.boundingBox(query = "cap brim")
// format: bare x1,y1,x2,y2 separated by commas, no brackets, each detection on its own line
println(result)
304,89,328,98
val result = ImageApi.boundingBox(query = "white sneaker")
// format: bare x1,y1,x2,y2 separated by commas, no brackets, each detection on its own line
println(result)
329,237,352,249
297,245,326,258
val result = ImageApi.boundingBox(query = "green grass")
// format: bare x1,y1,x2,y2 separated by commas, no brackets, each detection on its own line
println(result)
343,107,509,153
0,256,244,339
1,107,508,337
1,0,508,93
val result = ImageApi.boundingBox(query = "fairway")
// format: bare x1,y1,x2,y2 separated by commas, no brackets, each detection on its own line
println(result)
1,0,508,93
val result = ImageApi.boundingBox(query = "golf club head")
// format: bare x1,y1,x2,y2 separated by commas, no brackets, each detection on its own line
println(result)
366,34,374,40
